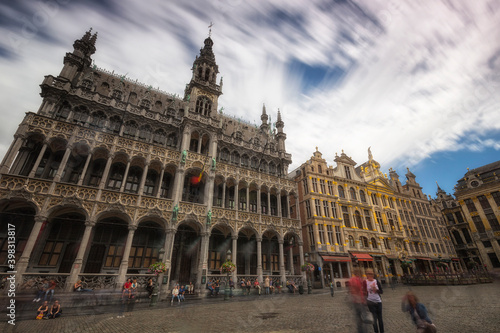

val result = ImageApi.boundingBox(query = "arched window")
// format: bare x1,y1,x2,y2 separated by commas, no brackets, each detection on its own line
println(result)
166,133,177,147
241,154,249,167
360,237,369,248
348,235,355,247
89,111,107,129
107,163,125,190
55,101,71,120
359,190,366,203
153,129,167,145
123,121,137,138
195,97,212,116
371,238,378,249
124,166,143,193
72,106,89,125
251,157,259,169
108,116,122,134
219,148,229,162
143,169,158,196
355,210,363,229
231,151,240,165
350,187,357,200
269,162,276,175
338,185,345,198
138,125,152,142
260,161,268,173
318,165,322,173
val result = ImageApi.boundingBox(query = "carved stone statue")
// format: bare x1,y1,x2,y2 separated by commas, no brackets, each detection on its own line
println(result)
211,158,216,170
181,150,187,164
207,210,212,225
172,204,179,222
368,146,373,161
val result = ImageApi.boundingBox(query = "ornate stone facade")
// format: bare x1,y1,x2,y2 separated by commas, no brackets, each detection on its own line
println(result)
291,148,458,287
0,30,302,293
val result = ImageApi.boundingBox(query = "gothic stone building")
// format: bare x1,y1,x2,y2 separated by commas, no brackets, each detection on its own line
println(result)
291,148,458,288
0,30,303,293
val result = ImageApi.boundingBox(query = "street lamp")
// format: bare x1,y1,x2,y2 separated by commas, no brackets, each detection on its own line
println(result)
304,253,312,294
224,249,232,301
150,247,165,307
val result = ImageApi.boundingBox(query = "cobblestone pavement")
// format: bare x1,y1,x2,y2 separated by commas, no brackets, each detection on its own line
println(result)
2,281,500,333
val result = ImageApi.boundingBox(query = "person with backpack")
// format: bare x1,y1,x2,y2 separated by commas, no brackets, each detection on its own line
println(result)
365,269,384,333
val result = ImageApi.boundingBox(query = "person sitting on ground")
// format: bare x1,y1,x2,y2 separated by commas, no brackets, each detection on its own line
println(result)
187,281,194,295
44,279,57,302
74,280,93,292
207,279,214,296
254,279,261,295
33,279,48,302
246,279,252,295
215,280,220,295
122,278,132,299
48,300,62,319
171,285,180,305
179,285,186,301
146,278,154,298
130,278,138,299
36,301,49,319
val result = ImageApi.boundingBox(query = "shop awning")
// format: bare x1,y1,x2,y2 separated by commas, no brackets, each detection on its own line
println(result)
416,257,431,261
452,258,460,261
321,255,352,262
351,253,373,261
385,255,398,260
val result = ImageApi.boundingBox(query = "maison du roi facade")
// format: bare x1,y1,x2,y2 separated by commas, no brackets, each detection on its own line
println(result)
432,160,500,272
0,30,305,293
291,148,459,288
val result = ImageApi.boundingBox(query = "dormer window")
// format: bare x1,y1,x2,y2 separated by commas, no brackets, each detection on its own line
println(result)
344,166,352,179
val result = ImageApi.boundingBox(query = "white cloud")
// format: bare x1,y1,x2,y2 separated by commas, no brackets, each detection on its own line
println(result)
0,0,499,186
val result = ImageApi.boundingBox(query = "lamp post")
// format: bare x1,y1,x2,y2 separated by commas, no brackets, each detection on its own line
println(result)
150,247,165,307
224,249,232,301
304,253,312,294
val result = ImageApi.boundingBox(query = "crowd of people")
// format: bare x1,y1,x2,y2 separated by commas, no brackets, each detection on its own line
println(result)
349,268,436,333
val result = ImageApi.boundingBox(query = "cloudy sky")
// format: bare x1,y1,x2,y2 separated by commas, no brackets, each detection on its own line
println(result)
0,0,499,197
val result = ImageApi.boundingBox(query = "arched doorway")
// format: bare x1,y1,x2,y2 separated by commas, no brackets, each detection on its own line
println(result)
170,223,200,285
237,229,257,275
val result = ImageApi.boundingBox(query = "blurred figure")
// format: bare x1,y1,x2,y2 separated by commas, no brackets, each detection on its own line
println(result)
365,269,384,333
348,268,368,333
401,291,436,333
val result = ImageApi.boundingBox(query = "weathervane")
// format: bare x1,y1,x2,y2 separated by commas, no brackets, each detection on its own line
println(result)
208,21,214,37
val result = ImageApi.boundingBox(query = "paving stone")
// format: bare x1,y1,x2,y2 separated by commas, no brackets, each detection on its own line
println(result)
1,281,499,332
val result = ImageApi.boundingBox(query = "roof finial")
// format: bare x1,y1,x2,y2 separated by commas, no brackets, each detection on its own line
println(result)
208,21,214,37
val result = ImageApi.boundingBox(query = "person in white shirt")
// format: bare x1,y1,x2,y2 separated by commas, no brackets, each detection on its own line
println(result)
171,285,180,305
365,269,384,333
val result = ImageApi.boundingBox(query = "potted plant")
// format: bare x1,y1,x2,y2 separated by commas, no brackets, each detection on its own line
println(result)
220,260,236,274
148,262,168,275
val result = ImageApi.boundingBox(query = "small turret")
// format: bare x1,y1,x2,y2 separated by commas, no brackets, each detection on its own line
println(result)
59,28,98,81
260,104,269,132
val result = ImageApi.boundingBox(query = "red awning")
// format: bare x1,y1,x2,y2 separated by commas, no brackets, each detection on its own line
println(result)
321,255,351,262
452,258,460,261
351,253,373,261
416,257,431,261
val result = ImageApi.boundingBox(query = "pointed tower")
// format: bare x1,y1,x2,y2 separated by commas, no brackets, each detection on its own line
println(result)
260,104,269,132
276,109,286,153
58,28,98,81
184,36,222,117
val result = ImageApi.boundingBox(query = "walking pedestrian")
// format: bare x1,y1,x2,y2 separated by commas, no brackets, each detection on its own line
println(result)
365,269,384,333
402,291,436,333
348,268,368,333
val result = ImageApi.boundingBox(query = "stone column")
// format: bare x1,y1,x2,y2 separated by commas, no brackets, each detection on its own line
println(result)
288,245,294,274
277,189,282,217
117,225,137,286
257,237,263,282
338,262,344,279
52,145,73,182
162,228,176,295
27,142,48,178
298,241,306,283
196,232,210,294
257,187,261,215
98,154,114,189
246,187,250,212
234,181,239,211
278,239,286,285
15,215,46,286
138,161,150,195
171,166,185,204
0,134,25,174
232,235,238,281
77,152,92,186
66,220,95,291
119,158,131,192
267,190,271,215
155,166,165,198
221,180,226,208
329,262,334,284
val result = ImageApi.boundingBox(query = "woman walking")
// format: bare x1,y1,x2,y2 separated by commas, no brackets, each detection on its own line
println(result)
365,269,384,333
